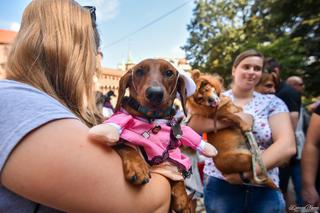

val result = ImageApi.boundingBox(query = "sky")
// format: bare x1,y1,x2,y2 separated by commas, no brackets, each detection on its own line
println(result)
0,0,195,68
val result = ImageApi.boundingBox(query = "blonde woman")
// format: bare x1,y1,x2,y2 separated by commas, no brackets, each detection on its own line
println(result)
0,0,170,212
188,49,296,212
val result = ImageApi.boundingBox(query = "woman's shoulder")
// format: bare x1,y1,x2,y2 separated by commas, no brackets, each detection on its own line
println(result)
1,79,43,93
253,92,288,114
0,80,77,170
222,89,232,98
0,79,77,121
0,79,49,101
0,80,73,112
254,92,283,103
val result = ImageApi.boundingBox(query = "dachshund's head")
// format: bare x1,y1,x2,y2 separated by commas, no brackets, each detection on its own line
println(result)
189,69,223,108
115,59,189,118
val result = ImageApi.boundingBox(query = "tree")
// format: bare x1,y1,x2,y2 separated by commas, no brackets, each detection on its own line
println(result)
253,0,320,96
184,0,254,84
183,0,320,95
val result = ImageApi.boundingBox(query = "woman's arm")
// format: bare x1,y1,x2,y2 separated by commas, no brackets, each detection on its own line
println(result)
301,112,320,205
262,112,296,169
1,119,170,213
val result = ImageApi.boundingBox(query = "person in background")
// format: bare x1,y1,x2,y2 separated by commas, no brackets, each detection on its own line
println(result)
286,75,310,134
301,104,320,206
188,49,295,212
286,76,304,94
265,58,301,131
0,0,170,212
282,75,310,206
307,97,320,113
255,72,277,94
102,90,116,118
264,58,301,209
95,91,105,113
265,58,301,129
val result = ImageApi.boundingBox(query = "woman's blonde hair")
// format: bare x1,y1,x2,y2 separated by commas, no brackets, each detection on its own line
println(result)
233,49,264,69
6,0,102,126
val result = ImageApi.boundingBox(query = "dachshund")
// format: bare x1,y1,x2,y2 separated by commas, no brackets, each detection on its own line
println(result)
186,69,277,189
89,59,216,213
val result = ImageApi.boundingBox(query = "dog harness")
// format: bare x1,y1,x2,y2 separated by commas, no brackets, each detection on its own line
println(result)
105,110,207,178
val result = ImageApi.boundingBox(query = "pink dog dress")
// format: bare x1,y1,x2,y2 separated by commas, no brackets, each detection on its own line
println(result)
105,110,207,180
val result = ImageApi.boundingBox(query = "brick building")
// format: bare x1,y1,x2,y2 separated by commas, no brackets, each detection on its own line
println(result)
0,29,192,107
0,29,126,98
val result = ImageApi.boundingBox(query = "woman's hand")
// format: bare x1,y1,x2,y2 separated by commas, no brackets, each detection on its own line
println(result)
223,173,243,185
223,171,252,185
236,112,253,127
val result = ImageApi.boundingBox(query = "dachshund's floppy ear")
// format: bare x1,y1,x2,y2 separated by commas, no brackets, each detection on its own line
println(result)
115,70,132,111
191,69,201,81
177,76,188,116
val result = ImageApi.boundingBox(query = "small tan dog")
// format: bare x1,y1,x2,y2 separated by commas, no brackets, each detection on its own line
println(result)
187,70,277,188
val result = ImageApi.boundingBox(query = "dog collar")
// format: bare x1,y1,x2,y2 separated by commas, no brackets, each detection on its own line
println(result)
122,96,174,119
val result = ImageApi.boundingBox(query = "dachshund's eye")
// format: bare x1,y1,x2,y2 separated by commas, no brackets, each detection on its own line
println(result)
135,69,145,77
164,70,174,78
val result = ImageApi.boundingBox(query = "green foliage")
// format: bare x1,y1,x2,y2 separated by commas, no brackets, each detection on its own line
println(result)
183,0,320,96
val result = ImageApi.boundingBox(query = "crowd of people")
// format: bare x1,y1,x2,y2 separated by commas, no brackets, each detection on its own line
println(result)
0,0,319,212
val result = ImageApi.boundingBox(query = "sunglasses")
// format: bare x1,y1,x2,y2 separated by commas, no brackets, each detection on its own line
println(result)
83,6,96,22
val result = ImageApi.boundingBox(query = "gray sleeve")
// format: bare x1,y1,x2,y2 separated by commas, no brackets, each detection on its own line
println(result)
0,80,77,172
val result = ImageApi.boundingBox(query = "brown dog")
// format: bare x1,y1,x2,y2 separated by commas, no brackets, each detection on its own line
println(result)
187,70,277,189
89,59,217,212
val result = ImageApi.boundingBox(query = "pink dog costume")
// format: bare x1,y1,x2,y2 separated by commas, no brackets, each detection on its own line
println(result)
105,109,208,180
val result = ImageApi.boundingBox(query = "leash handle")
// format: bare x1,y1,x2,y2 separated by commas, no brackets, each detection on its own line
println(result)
244,131,269,184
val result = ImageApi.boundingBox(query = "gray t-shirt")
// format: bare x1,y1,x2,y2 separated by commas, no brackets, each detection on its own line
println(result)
0,80,77,212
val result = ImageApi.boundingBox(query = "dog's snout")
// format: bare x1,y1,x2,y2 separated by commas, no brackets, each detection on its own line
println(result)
146,86,163,104
208,96,215,103
208,94,220,107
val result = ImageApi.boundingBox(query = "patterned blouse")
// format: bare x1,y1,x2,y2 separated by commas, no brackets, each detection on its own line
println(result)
203,90,289,187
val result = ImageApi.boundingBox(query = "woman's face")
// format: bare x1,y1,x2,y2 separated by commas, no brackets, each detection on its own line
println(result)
255,79,276,94
232,56,263,91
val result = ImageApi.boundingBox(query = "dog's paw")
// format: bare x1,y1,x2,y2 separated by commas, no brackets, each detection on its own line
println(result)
122,156,151,185
240,123,252,132
171,181,192,213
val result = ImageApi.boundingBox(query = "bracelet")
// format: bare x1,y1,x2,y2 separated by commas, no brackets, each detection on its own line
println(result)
239,172,250,184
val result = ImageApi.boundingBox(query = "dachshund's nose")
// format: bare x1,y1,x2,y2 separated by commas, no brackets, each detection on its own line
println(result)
146,86,163,104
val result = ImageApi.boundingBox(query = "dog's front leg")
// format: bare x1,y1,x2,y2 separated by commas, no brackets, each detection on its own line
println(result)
223,112,252,132
114,143,151,185
170,180,192,213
